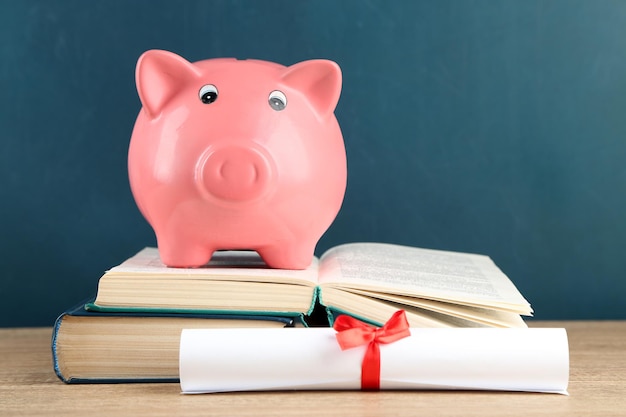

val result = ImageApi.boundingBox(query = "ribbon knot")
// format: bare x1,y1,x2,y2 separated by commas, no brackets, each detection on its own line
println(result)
333,310,411,390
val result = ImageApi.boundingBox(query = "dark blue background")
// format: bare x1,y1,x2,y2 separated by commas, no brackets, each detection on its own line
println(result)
2,1,625,326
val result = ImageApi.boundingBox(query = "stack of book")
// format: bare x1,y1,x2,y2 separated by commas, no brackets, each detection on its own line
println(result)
52,242,532,383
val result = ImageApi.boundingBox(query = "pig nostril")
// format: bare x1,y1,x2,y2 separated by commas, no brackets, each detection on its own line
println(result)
197,145,274,203
219,160,258,186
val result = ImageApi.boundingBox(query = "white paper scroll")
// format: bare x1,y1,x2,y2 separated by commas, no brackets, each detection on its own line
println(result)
180,328,569,394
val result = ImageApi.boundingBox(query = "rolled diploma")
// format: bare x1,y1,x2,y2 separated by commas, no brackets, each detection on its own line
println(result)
180,328,568,394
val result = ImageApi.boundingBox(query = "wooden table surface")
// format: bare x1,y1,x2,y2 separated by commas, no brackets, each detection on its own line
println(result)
1,321,625,416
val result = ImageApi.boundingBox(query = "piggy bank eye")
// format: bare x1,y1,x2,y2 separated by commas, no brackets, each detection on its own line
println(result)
268,90,287,111
199,84,218,104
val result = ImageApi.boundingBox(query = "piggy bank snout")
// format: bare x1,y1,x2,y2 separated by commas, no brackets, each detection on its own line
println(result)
195,144,275,203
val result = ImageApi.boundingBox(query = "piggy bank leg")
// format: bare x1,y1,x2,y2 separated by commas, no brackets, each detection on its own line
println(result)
258,240,316,270
157,237,215,268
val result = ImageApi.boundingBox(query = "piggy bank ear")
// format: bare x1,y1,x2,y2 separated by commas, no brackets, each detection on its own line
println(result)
280,60,342,119
135,50,200,118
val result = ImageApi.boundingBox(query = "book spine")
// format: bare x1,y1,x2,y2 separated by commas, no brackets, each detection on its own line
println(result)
51,311,181,384
51,312,70,383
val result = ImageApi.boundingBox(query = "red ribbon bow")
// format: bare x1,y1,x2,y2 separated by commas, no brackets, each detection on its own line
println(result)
333,310,411,390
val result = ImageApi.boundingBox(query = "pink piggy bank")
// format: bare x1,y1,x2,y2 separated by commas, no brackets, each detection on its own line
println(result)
128,50,347,269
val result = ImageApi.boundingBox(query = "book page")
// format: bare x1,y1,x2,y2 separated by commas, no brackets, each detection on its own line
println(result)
318,242,531,312
107,247,320,286
333,288,528,327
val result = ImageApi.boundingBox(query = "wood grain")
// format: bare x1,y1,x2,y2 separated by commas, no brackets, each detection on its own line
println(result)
1,321,624,416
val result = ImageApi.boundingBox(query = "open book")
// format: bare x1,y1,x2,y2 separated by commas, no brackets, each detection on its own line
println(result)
89,242,532,328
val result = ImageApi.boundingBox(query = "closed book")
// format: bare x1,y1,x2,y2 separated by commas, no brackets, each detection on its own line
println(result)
52,301,293,383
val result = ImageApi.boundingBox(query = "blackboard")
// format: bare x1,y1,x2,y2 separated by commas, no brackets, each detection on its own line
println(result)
1,0,625,326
